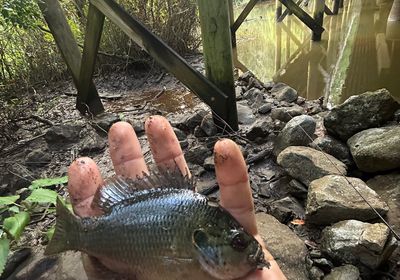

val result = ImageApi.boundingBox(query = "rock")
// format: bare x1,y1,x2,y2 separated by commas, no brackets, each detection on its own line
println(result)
79,132,106,154
246,118,271,142
395,109,400,122
277,147,347,186
306,175,388,225
271,105,305,122
258,103,272,114
347,126,400,172
367,173,400,231
324,89,400,140
183,109,207,130
237,103,256,125
256,213,309,280
311,136,351,165
324,265,360,280
269,196,305,223
274,115,316,156
1,248,31,279
200,114,217,136
92,112,120,133
312,258,333,271
243,88,263,105
238,71,253,82
271,83,298,103
203,156,215,171
235,86,244,100
288,179,308,200
321,220,397,269
179,139,189,149
185,145,212,165
309,266,325,280
25,148,51,167
45,124,81,143
193,126,206,138
173,128,186,141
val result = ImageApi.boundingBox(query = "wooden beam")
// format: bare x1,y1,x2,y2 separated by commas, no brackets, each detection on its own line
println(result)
37,0,103,115
90,0,231,125
198,0,238,131
232,0,259,33
333,0,340,14
279,0,324,36
324,4,333,15
312,0,325,41
276,0,283,21
78,4,105,113
278,0,302,22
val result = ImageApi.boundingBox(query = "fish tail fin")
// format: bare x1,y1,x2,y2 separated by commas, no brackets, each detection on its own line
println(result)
45,197,81,255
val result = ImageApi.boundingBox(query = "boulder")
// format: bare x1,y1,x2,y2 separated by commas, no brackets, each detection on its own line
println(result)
324,89,400,140
79,132,106,155
92,112,120,134
184,109,207,130
242,87,264,106
173,128,187,141
324,265,360,280
269,196,305,223
277,146,347,186
200,114,218,136
256,213,309,280
321,220,397,269
45,124,81,143
258,103,273,114
367,172,400,231
347,126,400,172
309,266,324,280
270,105,305,122
274,115,316,156
306,175,388,225
270,83,298,103
246,118,271,142
311,136,351,165
185,145,212,165
237,103,256,125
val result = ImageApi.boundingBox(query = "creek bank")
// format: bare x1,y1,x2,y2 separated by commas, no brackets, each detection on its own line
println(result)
1,71,399,279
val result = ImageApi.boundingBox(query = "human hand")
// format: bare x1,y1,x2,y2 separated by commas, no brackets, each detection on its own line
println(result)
67,115,286,280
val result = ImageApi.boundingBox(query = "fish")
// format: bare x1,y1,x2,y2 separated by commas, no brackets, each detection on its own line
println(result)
45,170,269,280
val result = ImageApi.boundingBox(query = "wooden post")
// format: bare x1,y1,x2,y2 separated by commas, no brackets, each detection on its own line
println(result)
312,0,325,41
339,0,344,8
275,24,282,72
78,4,105,112
36,0,104,115
276,0,283,21
198,0,238,131
232,0,259,33
333,0,340,14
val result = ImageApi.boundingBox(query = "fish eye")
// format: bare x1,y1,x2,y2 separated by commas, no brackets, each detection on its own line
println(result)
231,232,249,251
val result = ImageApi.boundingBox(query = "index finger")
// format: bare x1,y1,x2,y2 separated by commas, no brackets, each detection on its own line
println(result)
214,139,257,235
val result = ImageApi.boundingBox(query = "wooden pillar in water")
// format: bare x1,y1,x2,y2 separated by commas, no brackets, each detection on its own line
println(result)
312,0,325,41
275,24,282,72
339,0,344,9
333,0,340,14
198,0,238,131
276,0,283,21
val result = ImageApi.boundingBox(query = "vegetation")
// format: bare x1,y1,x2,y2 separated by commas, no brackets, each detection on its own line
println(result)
0,0,200,93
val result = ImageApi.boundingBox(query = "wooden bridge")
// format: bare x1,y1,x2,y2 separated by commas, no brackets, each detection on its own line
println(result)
37,0,353,130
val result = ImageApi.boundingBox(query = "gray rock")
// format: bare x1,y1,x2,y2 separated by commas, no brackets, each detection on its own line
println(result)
312,258,333,270
277,146,347,186
324,265,360,280
271,83,298,103
321,220,397,269
200,114,218,136
258,103,272,114
309,266,325,280
185,109,207,130
347,126,400,172
306,175,388,225
203,156,215,171
185,145,212,165
271,105,305,122
235,86,244,100
239,71,253,82
269,196,305,223
243,87,263,105
274,115,316,156
311,136,351,165
173,128,186,141
237,103,256,125
395,108,400,122
256,213,309,280
324,89,400,140
288,179,308,200
25,148,51,167
246,118,271,142
79,133,106,154
367,172,400,232
92,112,120,134
193,125,206,138
45,124,81,143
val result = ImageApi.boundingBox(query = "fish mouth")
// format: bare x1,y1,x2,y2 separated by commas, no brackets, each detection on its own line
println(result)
251,246,270,270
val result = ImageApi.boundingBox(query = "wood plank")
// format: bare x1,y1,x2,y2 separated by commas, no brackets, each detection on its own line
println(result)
276,0,283,21
78,4,105,113
333,0,340,14
312,0,325,41
278,0,302,22
279,0,324,35
90,0,231,125
198,0,238,130
324,4,333,15
232,0,259,33
37,0,103,115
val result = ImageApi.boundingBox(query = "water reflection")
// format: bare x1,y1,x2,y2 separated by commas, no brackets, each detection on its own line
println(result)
235,0,400,106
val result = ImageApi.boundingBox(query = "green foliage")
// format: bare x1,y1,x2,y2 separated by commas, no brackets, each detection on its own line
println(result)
0,237,9,277
29,176,68,191
0,195,19,207
25,188,58,205
3,212,30,240
1,0,41,29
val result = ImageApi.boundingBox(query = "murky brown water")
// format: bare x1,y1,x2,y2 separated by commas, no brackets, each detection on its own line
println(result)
235,0,400,106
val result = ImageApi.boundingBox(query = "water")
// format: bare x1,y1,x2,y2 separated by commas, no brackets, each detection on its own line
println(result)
235,0,400,106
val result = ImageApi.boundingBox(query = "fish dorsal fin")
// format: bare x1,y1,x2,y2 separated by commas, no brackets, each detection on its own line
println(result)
93,169,195,213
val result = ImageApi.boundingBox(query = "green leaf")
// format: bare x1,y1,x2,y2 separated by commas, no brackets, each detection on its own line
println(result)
0,195,20,207
8,206,20,214
0,238,10,277
24,189,58,205
3,212,30,240
28,176,68,191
